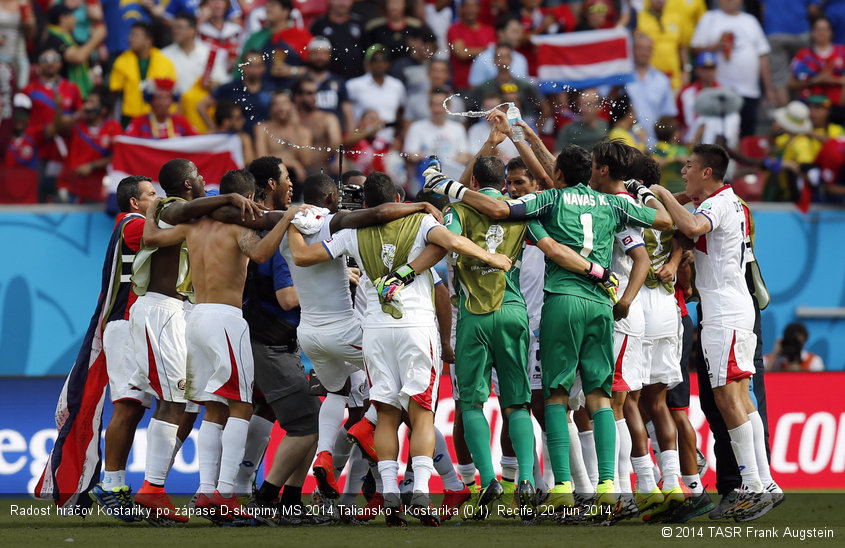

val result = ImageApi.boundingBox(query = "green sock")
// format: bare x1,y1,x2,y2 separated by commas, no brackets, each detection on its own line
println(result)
507,408,535,485
544,404,570,483
461,406,496,485
592,407,616,483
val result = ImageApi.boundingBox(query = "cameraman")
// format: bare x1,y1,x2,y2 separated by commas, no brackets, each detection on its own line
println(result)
765,322,825,372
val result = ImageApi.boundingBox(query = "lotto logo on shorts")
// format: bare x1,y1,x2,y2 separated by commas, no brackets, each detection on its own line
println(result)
623,235,633,246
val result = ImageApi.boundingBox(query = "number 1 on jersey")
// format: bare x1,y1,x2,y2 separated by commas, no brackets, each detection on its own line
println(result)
580,213,593,257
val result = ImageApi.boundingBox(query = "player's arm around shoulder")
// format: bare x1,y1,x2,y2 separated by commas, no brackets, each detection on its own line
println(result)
286,222,336,267
141,199,190,248
651,185,711,238
425,224,512,271
330,201,443,233
241,205,309,263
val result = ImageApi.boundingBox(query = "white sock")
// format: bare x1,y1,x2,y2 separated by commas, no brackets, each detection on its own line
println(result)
364,405,378,424
616,419,633,494
568,423,592,493
216,417,250,497
198,420,223,494
168,437,183,473
332,427,353,474
682,474,703,495
646,421,662,484
632,455,657,493
317,393,348,454
102,469,124,489
339,447,369,505
369,460,384,492
728,421,762,491
378,460,400,495
578,430,599,489
235,415,273,494
659,449,681,490
411,456,434,494
145,418,178,485
457,463,477,486
542,433,554,490
434,428,464,491
748,411,773,485
500,455,518,482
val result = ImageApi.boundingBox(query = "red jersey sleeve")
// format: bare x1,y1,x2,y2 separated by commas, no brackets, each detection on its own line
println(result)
123,217,145,252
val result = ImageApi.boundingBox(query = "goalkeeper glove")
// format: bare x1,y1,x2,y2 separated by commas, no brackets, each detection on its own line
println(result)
625,179,656,204
584,262,620,305
375,264,416,303
422,156,467,200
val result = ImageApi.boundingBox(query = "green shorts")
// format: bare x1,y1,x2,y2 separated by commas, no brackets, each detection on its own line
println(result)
539,294,614,399
454,302,530,411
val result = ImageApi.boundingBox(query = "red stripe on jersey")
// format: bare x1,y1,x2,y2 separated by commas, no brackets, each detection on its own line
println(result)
612,334,631,392
349,344,362,350
725,331,752,384
146,329,163,399
411,341,438,411
694,234,708,254
214,332,243,401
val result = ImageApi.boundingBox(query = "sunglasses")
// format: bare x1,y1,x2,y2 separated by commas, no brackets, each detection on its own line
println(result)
40,54,61,63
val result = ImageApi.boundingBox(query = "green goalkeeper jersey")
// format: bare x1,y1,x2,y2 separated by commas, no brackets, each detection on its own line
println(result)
519,184,656,305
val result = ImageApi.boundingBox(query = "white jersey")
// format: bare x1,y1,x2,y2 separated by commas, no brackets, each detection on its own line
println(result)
323,214,441,328
280,213,354,327
693,185,755,330
611,192,646,336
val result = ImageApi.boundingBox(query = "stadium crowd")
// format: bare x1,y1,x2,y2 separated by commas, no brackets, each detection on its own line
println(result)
3,0,845,205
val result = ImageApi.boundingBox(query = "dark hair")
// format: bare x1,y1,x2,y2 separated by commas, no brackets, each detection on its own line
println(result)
243,49,263,61
691,143,729,182
174,12,198,28
116,175,152,213
220,169,256,197
655,115,680,143
131,22,154,40
292,76,316,96
784,322,809,341
395,184,406,202
47,4,72,25
341,170,366,185
87,85,113,114
629,152,661,188
415,189,450,211
495,15,520,33
592,140,634,181
248,156,283,191
302,173,337,205
363,172,397,207
506,157,533,180
609,94,633,125
214,101,240,127
556,144,591,187
473,156,506,189
159,159,194,197
267,0,293,10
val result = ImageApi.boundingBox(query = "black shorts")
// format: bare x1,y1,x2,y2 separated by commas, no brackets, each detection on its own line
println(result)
252,340,320,436
666,314,693,410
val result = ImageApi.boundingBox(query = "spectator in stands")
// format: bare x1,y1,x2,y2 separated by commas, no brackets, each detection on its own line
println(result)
636,0,690,90
254,90,313,186
823,0,845,46
109,22,177,127
346,43,407,149
342,108,391,174
213,101,255,166
764,322,825,371
302,36,354,133
0,0,35,95
365,0,424,58
626,32,677,150
198,0,243,73
469,16,529,88
24,48,83,203
56,86,121,204
761,0,821,107
516,0,554,75
4,94,40,204
652,115,689,194
167,0,242,23
403,87,470,191
403,58,464,124
469,44,542,125
424,0,453,57
447,0,495,91
293,76,342,175
575,0,618,31
200,49,271,134
467,92,519,159
240,0,310,89
607,93,645,151
767,100,815,201
309,0,365,79
808,94,845,138
814,132,845,201
389,24,437,110
789,17,845,125
42,3,106,98
555,88,607,152
677,51,741,148
125,78,198,138
691,0,775,138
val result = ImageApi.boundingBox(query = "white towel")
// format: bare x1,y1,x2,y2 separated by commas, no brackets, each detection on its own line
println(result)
291,207,330,235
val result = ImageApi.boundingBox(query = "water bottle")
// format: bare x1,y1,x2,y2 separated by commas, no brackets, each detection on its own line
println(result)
507,104,525,143
427,155,441,172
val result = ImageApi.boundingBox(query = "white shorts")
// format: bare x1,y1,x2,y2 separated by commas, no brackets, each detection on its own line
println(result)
129,293,188,403
701,326,756,388
104,319,152,407
364,325,441,412
298,314,365,393
642,336,683,389
612,331,644,392
568,374,585,411
641,285,680,339
185,303,254,404
348,369,368,408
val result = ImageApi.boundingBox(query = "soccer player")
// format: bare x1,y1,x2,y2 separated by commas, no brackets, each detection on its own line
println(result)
650,144,779,520
423,136,672,519
129,158,264,523
287,171,512,526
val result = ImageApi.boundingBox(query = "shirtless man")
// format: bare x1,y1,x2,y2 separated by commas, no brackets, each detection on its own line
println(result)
254,91,313,186
293,76,342,176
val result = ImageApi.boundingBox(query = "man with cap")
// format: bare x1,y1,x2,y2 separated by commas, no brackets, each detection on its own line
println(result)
303,36,355,134
677,51,740,146
125,78,198,139
41,2,106,97
3,94,40,203
346,44,407,148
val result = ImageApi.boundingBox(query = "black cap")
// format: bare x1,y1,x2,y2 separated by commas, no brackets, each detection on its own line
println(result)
48,4,74,26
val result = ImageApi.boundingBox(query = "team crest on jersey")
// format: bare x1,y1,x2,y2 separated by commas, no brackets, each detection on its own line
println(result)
485,225,505,253
177,379,186,391
381,243,396,269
